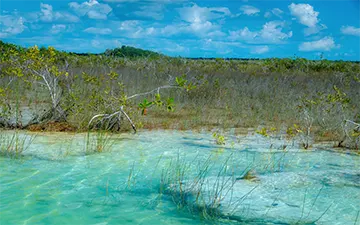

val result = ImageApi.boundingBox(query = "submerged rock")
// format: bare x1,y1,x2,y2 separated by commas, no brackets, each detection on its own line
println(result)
236,170,259,182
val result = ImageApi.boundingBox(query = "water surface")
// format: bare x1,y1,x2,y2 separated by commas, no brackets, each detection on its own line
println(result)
0,130,359,225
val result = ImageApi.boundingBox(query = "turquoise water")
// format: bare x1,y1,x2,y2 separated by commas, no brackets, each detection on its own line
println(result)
0,130,359,225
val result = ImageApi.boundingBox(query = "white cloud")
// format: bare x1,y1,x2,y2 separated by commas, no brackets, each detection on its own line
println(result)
40,3,53,22
265,8,283,19
229,21,292,44
208,30,226,37
84,27,112,35
289,3,319,27
251,46,269,54
69,0,112,20
104,0,182,2
272,8,283,18
115,4,229,39
264,12,271,18
119,20,140,30
158,22,225,38
341,26,360,37
189,21,214,33
299,36,339,51
39,3,79,23
132,4,165,20
112,1,179,22
158,24,185,36
116,4,230,40
50,24,66,34
173,4,230,36
118,20,157,38
164,44,188,53
240,5,260,16
304,24,327,36
200,39,244,55
177,4,231,24
104,0,138,2
87,10,107,19
0,15,26,38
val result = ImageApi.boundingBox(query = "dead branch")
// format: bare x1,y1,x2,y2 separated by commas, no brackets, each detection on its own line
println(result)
89,84,181,133
127,85,180,100
88,106,136,133
345,119,360,128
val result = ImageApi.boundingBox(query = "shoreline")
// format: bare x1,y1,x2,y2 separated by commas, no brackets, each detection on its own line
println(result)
1,126,359,155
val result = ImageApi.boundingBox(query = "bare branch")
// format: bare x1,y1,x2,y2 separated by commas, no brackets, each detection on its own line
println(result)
120,106,136,133
88,106,136,133
88,114,108,128
345,119,360,128
127,85,180,100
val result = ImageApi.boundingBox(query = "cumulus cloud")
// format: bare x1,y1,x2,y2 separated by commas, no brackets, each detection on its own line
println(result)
173,4,231,36
119,3,232,38
299,36,339,51
118,20,157,38
69,0,112,20
84,27,112,35
341,26,360,37
177,4,231,24
240,5,260,16
251,46,269,54
40,3,53,22
289,3,319,27
38,3,79,23
288,3,326,36
0,15,26,38
229,21,292,44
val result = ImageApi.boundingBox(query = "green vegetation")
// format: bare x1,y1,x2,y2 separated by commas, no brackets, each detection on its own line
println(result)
104,45,162,58
0,40,359,150
0,131,35,158
85,131,113,155
212,132,226,145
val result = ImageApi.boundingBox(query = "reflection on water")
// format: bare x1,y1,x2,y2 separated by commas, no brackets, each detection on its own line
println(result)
0,130,359,225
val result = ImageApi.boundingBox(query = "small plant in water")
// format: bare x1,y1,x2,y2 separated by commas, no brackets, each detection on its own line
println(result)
256,127,269,137
212,132,225,145
85,130,113,154
239,170,258,181
0,131,36,158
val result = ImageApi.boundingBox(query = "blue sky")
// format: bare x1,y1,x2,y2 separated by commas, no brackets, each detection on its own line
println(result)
0,0,359,60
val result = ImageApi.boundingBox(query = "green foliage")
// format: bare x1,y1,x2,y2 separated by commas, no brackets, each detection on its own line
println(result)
212,132,225,145
138,99,153,115
104,45,161,58
175,75,197,91
0,40,359,144
154,94,163,107
165,97,175,112
286,124,303,138
175,76,187,87
256,127,269,137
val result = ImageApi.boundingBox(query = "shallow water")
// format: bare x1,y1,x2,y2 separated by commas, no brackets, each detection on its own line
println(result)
0,130,359,225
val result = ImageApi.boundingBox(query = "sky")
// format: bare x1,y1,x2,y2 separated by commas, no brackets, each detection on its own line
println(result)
0,0,359,60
